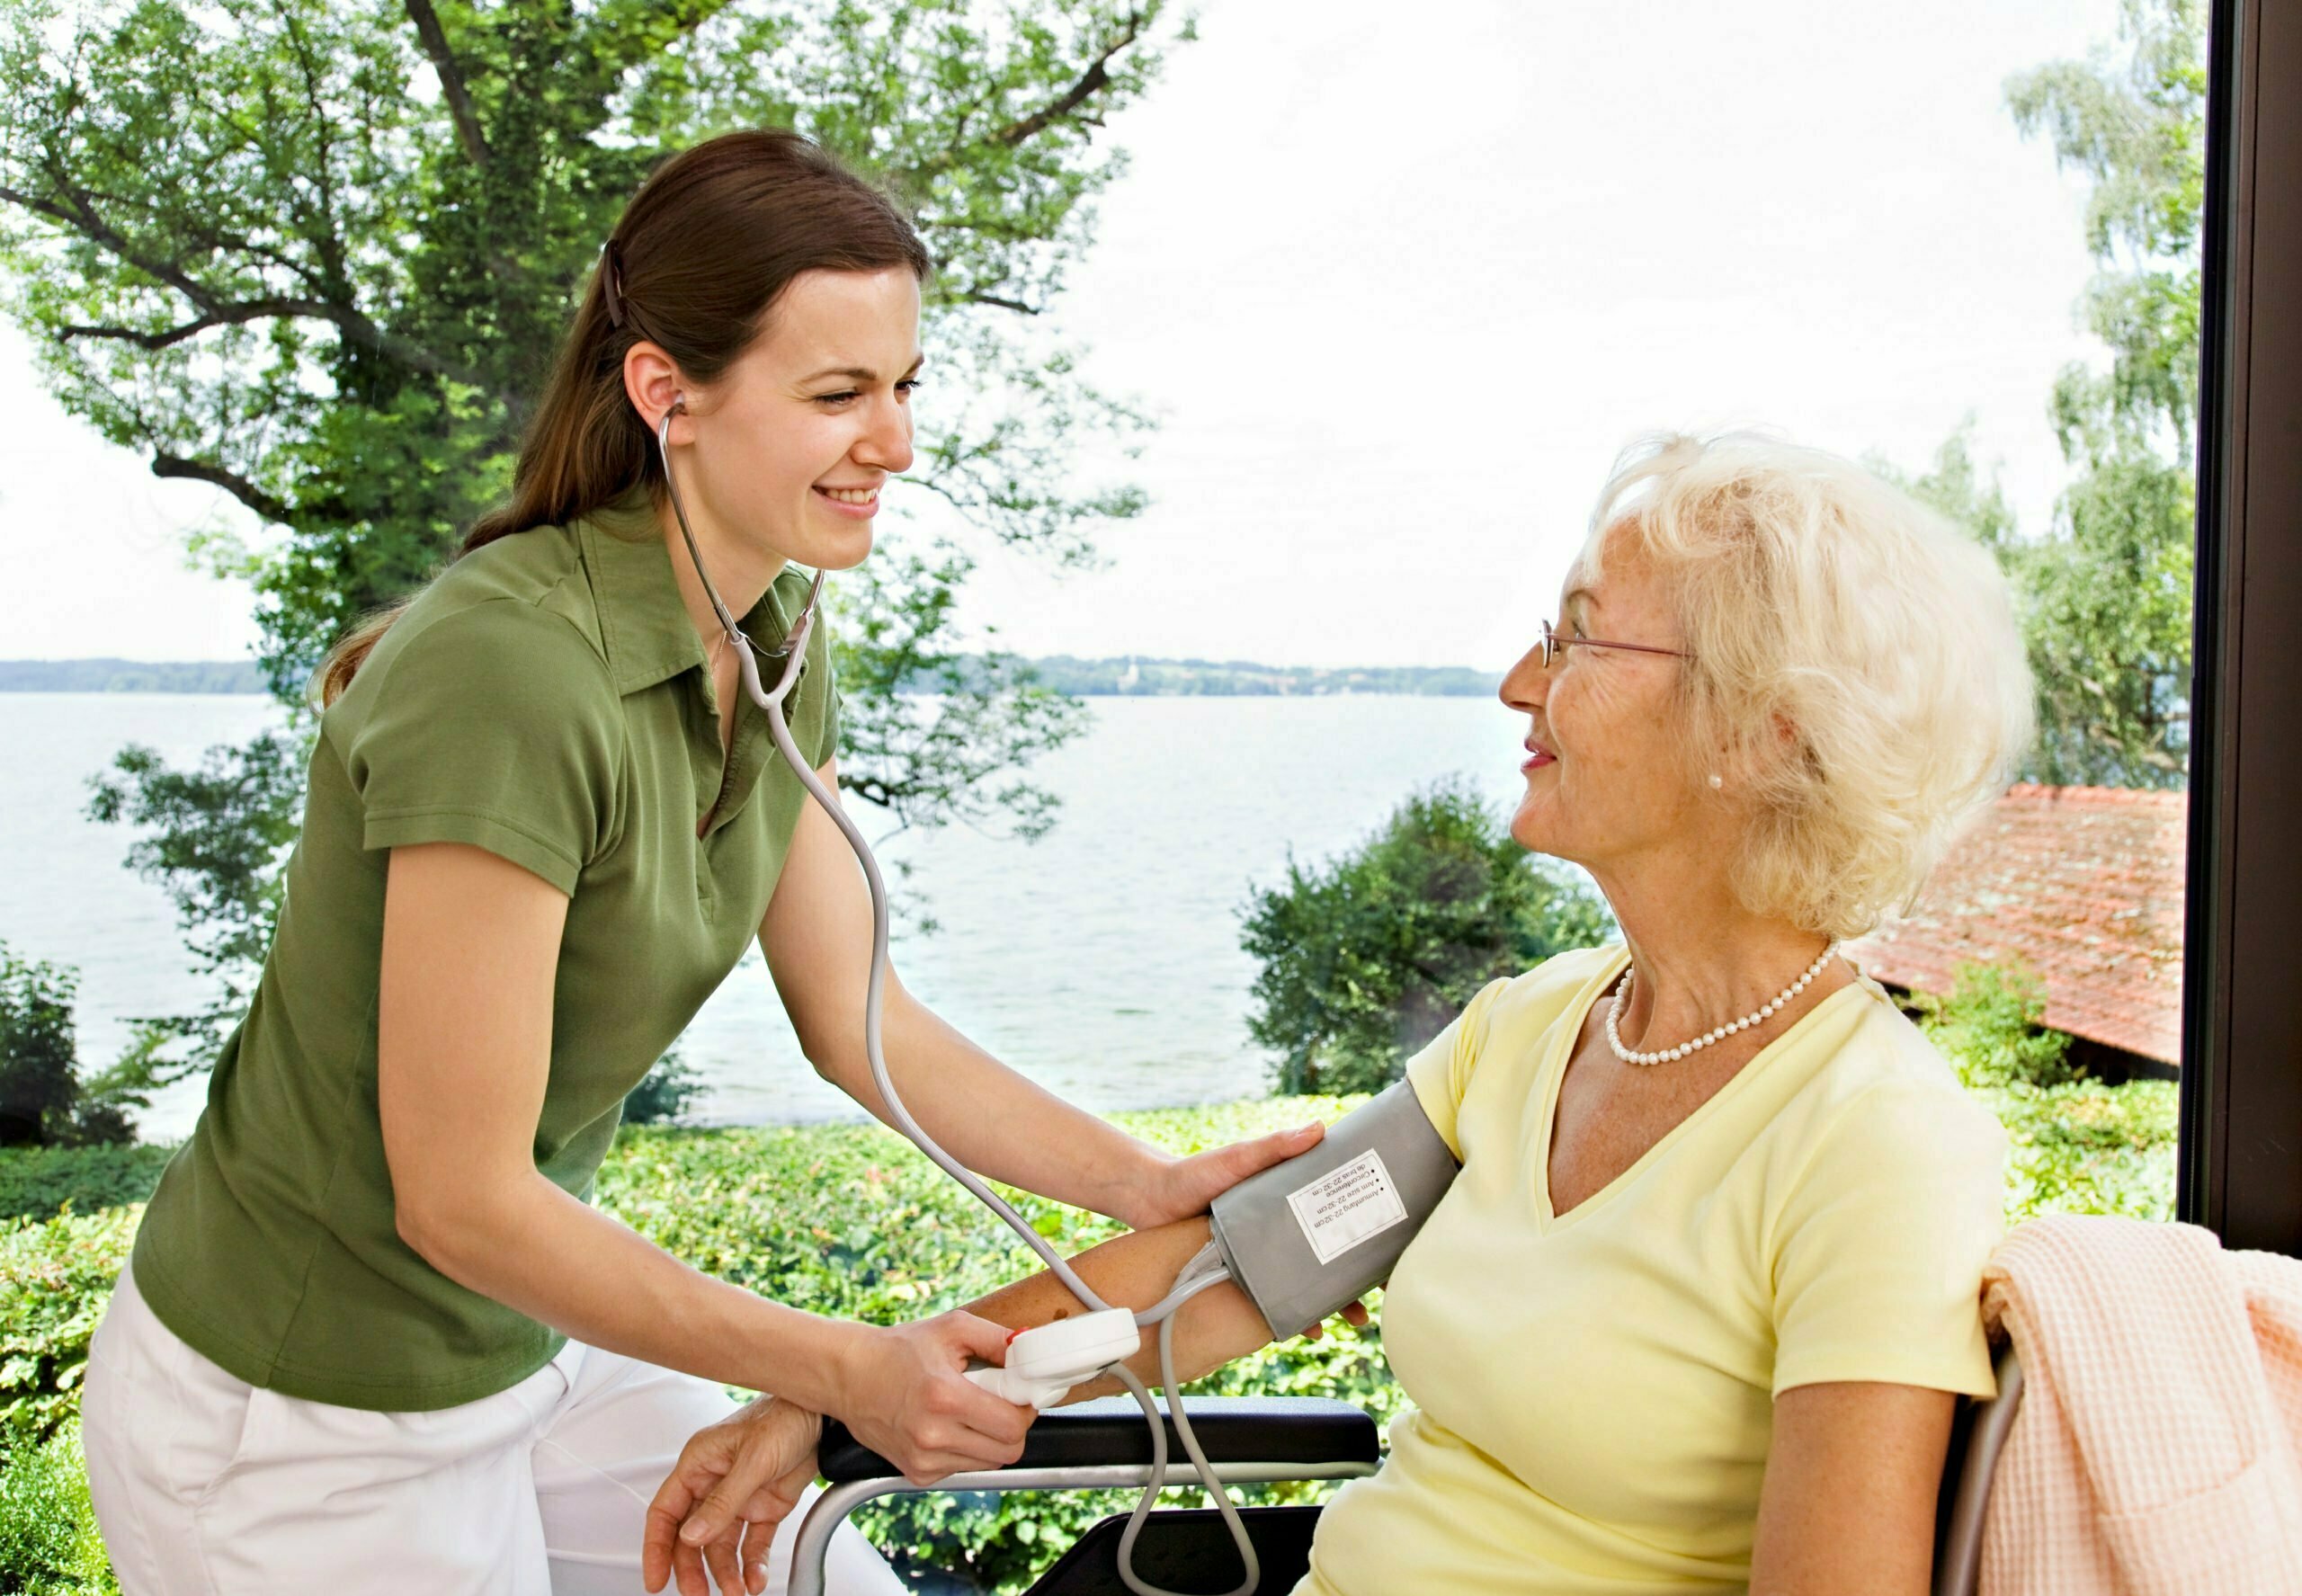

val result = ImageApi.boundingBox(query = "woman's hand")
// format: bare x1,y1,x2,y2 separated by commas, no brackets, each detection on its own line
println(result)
643,1397,823,1596
1123,1120,1329,1230
830,1310,1036,1485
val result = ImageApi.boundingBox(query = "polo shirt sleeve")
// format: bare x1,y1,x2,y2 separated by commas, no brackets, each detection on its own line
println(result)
343,601,621,896
1405,976,1512,1161
1769,1078,2006,1398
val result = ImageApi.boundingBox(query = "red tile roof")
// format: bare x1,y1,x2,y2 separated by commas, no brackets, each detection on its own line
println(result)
1845,785,2186,1067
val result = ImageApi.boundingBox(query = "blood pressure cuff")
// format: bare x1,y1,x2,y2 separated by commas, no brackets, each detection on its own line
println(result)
1207,1082,1460,1339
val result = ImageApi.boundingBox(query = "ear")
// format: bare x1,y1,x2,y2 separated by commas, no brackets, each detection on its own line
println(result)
621,342,691,441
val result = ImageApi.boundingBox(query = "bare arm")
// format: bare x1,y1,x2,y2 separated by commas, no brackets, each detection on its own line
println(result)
1748,1380,1958,1595
964,1217,1281,1400
645,1215,1352,1568
378,841,1031,1480
761,755,1325,1229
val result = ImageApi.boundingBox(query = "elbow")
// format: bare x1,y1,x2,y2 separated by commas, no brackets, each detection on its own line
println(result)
392,1183,511,1284
393,1194,463,1273
796,1023,852,1084
792,1002,872,1087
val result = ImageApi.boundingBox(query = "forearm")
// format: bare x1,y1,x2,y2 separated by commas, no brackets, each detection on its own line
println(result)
822,983,1173,1226
401,1173,855,1414
964,1217,1277,1401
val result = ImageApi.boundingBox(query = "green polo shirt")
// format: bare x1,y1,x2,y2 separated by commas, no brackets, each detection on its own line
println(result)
129,488,839,1411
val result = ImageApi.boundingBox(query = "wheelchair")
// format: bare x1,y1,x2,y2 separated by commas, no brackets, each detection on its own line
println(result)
788,1340,2025,1596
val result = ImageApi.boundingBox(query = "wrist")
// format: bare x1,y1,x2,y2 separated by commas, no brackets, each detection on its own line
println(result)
1112,1144,1180,1230
816,1319,873,1422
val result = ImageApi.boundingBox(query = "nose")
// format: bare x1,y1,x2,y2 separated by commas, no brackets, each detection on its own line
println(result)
855,390,915,476
1499,639,1549,714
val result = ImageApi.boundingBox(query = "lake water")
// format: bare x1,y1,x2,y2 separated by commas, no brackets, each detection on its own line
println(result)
1,692,1544,1140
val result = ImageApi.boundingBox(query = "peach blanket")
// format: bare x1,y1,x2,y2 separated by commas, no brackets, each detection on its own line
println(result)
1978,1214,2302,1593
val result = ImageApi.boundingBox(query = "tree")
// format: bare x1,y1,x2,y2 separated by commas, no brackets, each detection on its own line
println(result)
0,945,135,1148
1995,0,2202,787
1241,780,1614,1097
1998,0,2209,782
0,0,1182,1061
1904,2,2201,788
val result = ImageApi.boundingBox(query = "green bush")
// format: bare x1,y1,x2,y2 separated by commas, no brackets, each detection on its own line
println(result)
621,1048,706,1128
0,1082,2178,1593
1918,962,2175,1224
0,1147,173,1224
0,950,136,1151
0,1208,137,1449
1978,1077,2178,1224
1242,781,1612,1095
1917,961,2077,1088
0,1420,115,1596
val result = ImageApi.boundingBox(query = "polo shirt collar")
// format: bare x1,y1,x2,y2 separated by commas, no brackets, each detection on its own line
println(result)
578,486,804,697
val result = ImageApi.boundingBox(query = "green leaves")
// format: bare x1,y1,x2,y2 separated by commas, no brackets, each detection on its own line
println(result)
8,0,1188,1063
1241,780,1613,1096
1985,0,2205,789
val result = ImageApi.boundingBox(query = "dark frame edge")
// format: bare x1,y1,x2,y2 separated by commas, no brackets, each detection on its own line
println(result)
2176,0,2244,1238
2180,0,2302,1254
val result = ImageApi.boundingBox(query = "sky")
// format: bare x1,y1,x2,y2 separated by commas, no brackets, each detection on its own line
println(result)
0,0,2126,673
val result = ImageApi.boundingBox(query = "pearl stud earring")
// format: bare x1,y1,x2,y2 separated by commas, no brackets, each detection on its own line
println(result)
1708,772,1724,790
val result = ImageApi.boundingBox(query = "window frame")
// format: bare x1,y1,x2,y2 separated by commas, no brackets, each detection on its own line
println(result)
2179,0,2302,1253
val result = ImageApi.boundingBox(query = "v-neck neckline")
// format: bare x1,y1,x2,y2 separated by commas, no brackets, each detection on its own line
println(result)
1531,945,1872,1231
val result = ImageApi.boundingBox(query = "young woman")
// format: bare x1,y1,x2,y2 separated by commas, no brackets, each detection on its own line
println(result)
80,129,1326,1596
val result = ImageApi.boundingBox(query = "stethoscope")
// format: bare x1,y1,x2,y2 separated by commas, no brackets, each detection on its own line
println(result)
653,403,1256,1596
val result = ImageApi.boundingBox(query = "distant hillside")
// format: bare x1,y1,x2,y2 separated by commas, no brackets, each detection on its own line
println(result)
1,655,1494,698
1011,655,1495,697
0,658,269,693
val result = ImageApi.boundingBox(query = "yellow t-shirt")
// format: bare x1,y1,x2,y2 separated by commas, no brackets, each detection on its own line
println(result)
1300,944,2005,1595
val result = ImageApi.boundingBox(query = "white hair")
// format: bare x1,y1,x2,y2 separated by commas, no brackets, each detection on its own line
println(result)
1581,431,2034,942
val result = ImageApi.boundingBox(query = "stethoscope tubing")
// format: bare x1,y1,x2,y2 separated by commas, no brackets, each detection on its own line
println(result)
653,404,1256,1596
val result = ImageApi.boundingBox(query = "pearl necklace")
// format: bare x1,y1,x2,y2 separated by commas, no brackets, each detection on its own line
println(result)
1604,943,1842,1066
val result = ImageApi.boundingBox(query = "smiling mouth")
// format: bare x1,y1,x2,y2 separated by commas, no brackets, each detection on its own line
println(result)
816,486,879,505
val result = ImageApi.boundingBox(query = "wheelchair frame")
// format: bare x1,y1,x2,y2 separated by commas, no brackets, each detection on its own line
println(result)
787,1342,2022,1596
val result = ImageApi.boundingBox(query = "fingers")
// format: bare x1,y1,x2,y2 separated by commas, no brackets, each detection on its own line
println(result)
1302,1298,1373,1342
672,1532,709,1596
953,1378,1037,1449
1213,1123,1326,1187
643,1469,703,1592
742,1518,774,1596
703,1523,745,1596
741,1474,809,1596
949,1309,1015,1365
680,1405,822,1553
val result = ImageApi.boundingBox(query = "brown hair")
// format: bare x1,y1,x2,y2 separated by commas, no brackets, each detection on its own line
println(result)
317,129,931,705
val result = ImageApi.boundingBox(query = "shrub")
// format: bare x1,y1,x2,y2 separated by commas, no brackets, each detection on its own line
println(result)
0,1086,2176,1592
621,1048,706,1128
0,1420,115,1595
1242,780,1611,1095
1917,962,2174,1224
0,950,138,1150
0,1147,173,1224
0,1208,137,1449
1917,961,2076,1088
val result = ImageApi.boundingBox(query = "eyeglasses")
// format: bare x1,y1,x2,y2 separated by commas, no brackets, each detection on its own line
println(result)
1538,618,1691,670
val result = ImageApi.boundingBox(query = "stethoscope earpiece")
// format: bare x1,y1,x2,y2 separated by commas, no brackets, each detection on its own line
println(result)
651,397,825,689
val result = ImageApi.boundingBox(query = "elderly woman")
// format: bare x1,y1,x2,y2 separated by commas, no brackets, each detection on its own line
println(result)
645,432,2033,1596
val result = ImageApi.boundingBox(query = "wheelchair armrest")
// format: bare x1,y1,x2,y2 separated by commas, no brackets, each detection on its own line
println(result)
818,1395,1379,1485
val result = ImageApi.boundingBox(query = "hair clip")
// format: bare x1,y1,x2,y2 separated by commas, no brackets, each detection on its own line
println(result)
601,239,628,329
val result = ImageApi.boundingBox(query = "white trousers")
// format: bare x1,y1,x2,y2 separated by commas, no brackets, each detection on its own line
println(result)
82,1266,904,1596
